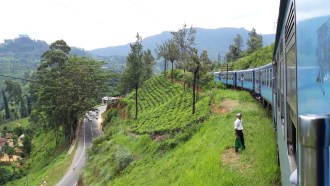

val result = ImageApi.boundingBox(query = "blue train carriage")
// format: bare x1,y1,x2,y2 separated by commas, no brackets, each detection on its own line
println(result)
213,71,221,82
254,63,273,105
218,70,236,87
235,68,255,91
226,70,237,87
274,0,330,185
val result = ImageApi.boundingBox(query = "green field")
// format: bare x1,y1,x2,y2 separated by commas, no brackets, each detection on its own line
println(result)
5,120,78,186
0,118,29,131
83,75,280,185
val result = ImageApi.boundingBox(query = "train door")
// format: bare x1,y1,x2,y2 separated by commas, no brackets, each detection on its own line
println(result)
272,64,277,125
285,1,297,161
277,38,285,137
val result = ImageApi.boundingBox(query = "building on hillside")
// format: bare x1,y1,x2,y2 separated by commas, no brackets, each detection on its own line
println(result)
102,96,122,104
18,134,25,147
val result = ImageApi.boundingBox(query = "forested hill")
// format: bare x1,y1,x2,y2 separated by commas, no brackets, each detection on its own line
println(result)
0,35,91,59
90,27,275,60
0,35,92,90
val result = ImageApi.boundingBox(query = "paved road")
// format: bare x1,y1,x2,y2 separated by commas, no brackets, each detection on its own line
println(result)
56,105,107,186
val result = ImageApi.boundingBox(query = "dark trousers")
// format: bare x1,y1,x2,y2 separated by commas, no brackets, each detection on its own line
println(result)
236,130,245,149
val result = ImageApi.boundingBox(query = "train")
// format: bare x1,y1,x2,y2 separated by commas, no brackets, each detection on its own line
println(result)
214,0,330,185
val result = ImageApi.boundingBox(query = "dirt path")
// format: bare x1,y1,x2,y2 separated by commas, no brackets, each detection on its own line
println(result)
212,98,239,115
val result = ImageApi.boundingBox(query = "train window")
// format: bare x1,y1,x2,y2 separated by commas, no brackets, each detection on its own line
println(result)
286,42,297,126
270,68,273,88
267,69,269,87
263,70,266,86
268,69,271,87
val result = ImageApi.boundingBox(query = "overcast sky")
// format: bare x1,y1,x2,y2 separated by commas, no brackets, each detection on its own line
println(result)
0,0,280,50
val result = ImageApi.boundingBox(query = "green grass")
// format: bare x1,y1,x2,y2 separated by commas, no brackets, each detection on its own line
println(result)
6,126,78,186
83,75,280,185
0,118,29,131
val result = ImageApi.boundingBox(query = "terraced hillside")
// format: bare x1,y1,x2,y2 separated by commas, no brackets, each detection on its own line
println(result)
83,75,280,185
84,75,211,184
125,76,210,135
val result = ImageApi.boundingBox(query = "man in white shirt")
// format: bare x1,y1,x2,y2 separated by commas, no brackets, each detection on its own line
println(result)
234,113,245,152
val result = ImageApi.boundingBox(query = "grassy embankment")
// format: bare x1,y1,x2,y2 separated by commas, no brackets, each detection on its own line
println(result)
4,119,79,186
83,75,280,185
0,118,29,131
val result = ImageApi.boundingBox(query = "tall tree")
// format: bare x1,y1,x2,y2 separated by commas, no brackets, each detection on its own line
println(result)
167,39,179,82
198,49,214,93
234,34,244,51
187,49,213,114
171,23,196,88
26,95,32,116
247,28,263,54
155,39,179,82
142,49,155,81
155,41,169,78
20,96,28,118
226,34,244,62
121,33,145,119
22,135,32,155
30,40,109,144
217,53,222,67
4,80,22,103
187,49,200,114
1,90,10,120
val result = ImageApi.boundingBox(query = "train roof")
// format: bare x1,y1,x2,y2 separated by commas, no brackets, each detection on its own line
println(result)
235,68,254,73
273,0,288,59
254,63,273,70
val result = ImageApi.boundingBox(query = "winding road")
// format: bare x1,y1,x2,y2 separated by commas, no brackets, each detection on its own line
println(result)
56,105,106,186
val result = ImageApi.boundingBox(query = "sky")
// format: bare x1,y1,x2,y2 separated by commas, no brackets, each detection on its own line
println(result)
0,0,280,50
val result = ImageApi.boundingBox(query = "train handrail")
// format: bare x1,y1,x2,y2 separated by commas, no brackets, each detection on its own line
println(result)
298,114,330,185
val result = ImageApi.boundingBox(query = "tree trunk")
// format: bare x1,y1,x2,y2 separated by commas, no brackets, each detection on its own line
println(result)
196,71,200,102
2,90,10,120
183,69,186,91
26,95,32,116
192,70,198,114
164,59,167,78
54,124,59,146
171,60,174,83
135,84,138,120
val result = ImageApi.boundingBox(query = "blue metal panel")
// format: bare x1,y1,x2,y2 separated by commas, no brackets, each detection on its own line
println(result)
261,86,273,103
243,82,254,91
227,80,235,85
255,63,273,96
236,69,254,91
296,2,330,115
213,72,220,82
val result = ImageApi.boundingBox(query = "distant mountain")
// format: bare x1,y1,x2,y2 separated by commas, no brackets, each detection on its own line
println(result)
0,35,92,90
90,27,275,60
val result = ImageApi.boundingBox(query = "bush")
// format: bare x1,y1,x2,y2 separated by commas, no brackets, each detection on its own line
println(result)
115,148,133,173
105,109,119,123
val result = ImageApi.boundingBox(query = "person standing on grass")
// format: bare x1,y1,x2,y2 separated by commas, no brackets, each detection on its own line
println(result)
234,113,245,152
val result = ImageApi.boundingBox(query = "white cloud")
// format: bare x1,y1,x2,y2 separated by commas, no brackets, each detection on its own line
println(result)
0,0,280,50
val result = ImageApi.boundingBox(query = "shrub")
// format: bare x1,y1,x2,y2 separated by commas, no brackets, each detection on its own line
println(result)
115,148,133,173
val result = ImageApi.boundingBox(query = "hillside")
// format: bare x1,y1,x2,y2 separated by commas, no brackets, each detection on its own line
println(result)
90,27,275,60
0,35,96,113
0,35,91,82
223,44,275,71
83,75,280,185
